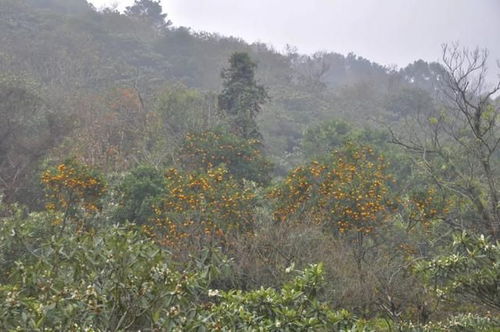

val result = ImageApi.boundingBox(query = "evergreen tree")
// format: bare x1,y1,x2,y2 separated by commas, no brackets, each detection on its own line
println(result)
218,52,268,140
125,0,171,29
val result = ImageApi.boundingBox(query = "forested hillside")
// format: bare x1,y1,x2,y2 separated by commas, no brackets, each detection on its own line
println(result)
0,0,448,197
0,0,499,330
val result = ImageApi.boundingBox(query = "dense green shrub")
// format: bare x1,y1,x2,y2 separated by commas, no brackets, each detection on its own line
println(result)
114,164,166,225
415,232,500,310
179,128,273,186
0,209,359,331
400,313,500,332
0,221,207,330
205,264,359,331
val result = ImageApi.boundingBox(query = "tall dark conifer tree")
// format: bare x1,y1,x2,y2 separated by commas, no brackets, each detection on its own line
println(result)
218,52,268,140
125,0,171,29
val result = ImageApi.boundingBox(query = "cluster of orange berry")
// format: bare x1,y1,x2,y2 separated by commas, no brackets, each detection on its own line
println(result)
151,167,256,248
270,144,394,235
41,159,106,218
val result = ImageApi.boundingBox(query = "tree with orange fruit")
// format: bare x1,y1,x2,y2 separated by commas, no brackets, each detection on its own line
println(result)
41,159,106,233
148,167,256,252
271,144,394,232
270,143,396,267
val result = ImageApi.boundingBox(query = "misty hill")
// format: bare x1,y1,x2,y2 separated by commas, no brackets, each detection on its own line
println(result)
0,0,442,96
2,0,439,90
1,2,500,329
0,0,446,200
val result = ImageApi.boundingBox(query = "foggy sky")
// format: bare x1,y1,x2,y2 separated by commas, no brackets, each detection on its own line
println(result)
89,0,500,80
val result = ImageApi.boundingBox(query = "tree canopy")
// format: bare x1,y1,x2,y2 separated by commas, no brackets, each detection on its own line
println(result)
218,52,268,140
125,0,171,29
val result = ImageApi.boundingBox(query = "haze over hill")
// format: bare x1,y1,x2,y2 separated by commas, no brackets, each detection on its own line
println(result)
0,2,499,330
89,0,500,83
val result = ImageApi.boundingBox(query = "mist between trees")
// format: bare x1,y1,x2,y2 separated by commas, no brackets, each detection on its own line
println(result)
0,1,499,330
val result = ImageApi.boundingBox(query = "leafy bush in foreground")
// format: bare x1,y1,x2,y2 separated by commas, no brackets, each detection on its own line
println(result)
415,232,500,310
0,211,358,331
400,313,500,332
206,263,358,331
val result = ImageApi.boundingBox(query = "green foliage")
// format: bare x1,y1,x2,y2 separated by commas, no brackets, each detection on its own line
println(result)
144,84,220,166
400,313,500,332
125,0,171,29
114,165,165,225
0,207,57,284
218,52,268,139
153,84,219,139
301,119,353,159
0,82,64,207
0,0,445,172
301,119,390,160
384,87,434,120
0,210,359,331
416,232,500,310
179,128,273,185
205,264,360,331
1,2,497,329
400,185,453,230
392,46,500,238
0,220,207,330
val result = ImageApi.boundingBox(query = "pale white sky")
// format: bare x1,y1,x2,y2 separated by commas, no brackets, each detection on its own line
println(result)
89,0,500,76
